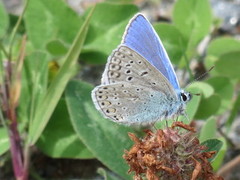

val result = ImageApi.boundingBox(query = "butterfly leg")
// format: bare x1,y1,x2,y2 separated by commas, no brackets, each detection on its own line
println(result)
165,119,169,128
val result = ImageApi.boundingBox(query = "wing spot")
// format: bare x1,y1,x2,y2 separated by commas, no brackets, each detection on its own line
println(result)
107,108,116,113
127,77,133,81
150,94,154,97
98,95,107,100
112,57,121,64
121,84,124,87
152,82,156,85
103,87,108,90
129,60,134,64
113,115,119,121
126,70,131,74
141,71,148,76
98,91,103,94
110,64,121,70
138,61,142,64
101,101,111,106
136,88,140,92
126,64,131,68
122,107,126,110
123,90,128,93
109,71,120,78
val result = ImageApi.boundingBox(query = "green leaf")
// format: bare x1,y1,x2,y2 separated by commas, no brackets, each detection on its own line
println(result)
201,139,223,162
37,99,94,159
0,128,10,155
199,118,217,142
194,94,221,119
206,76,234,114
205,37,240,71
226,93,240,132
24,0,83,50
211,138,227,171
188,82,214,98
154,23,187,64
82,2,138,64
173,0,212,47
28,7,95,145
0,2,9,37
207,37,240,57
215,51,240,79
46,39,68,56
18,51,48,125
65,80,132,180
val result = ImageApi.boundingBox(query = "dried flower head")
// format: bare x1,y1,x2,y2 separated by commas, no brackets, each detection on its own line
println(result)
123,122,223,180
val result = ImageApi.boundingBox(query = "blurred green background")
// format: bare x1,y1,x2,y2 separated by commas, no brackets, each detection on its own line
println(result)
0,0,240,179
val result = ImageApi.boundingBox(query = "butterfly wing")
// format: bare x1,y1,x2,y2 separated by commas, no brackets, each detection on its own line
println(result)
122,13,180,91
101,45,176,97
92,82,177,125
92,46,179,125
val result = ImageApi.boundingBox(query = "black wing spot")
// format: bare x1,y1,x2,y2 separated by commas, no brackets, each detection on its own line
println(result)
126,70,131,74
140,71,148,76
127,77,133,81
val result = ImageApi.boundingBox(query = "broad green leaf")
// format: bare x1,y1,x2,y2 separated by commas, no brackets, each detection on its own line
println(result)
194,94,221,119
0,2,9,37
154,23,187,64
201,139,223,162
205,38,240,72
207,37,240,57
0,128,10,155
206,76,234,114
65,80,132,180
24,0,83,50
173,0,212,47
199,118,217,142
82,2,138,64
212,138,227,171
188,82,214,98
215,51,240,79
37,99,94,159
46,39,68,56
28,7,95,145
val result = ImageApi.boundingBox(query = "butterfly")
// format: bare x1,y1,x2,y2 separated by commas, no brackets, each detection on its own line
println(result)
91,13,192,126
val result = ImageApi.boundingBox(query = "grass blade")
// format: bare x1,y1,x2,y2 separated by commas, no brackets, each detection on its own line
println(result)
28,6,95,145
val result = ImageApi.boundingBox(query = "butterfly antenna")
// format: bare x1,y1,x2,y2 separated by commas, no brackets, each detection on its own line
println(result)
185,66,214,89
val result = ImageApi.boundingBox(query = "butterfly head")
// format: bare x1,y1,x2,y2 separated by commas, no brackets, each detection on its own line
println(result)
180,90,192,103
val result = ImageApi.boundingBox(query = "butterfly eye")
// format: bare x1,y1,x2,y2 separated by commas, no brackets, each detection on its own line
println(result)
181,93,188,102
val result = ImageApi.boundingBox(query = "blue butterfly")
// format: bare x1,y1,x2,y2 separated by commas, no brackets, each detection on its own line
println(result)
91,13,191,125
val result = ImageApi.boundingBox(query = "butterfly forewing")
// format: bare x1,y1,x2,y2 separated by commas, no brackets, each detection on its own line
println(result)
101,46,177,97
122,14,180,91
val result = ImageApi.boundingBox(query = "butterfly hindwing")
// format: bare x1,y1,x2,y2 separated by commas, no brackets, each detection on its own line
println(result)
92,82,177,125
